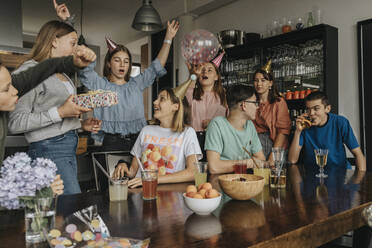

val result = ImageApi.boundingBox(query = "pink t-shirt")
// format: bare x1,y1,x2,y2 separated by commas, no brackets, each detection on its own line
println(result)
186,87,227,132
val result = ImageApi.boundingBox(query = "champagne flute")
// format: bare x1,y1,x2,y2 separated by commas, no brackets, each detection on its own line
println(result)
314,149,328,178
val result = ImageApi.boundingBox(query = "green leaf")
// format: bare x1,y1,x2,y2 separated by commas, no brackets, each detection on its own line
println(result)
35,187,53,199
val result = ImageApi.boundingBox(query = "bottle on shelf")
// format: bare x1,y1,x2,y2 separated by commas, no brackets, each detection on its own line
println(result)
293,86,300,100
307,12,314,27
299,88,306,99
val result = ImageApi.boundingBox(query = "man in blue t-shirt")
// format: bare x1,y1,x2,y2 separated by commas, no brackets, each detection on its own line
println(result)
288,91,366,171
205,84,266,174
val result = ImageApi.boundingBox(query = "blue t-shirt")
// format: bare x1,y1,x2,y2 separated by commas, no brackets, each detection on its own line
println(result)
299,113,359,169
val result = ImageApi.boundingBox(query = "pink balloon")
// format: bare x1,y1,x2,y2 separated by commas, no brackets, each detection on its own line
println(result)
181,29,220,65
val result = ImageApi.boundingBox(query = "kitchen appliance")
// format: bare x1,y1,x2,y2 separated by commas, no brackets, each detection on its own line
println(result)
218,30,260,48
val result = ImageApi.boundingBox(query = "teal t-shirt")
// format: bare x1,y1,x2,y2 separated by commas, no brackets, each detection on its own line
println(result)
205,116,262,160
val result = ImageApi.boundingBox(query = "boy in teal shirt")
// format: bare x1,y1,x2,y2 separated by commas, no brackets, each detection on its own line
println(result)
205,84,266,174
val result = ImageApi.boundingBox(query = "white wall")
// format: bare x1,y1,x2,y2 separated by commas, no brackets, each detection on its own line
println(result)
193,0,372,144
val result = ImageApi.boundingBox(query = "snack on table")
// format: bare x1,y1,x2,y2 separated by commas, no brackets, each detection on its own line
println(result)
73,90,118,109
48,205,150,248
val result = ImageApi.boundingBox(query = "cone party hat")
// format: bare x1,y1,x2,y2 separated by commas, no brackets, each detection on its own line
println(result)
211,52,225,68
173,78,194,100
105,37,118,53
261,59,272,74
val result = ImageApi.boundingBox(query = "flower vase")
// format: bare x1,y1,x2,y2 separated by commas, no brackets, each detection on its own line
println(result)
24,197,56,244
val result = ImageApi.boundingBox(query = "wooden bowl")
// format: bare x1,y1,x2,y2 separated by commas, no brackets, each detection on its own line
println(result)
218,174,264,200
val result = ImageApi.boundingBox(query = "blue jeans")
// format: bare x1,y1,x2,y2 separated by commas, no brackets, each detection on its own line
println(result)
28,130,81,195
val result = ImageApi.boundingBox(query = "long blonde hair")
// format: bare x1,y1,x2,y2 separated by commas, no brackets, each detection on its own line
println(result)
149,88,191,133
27,20,76,62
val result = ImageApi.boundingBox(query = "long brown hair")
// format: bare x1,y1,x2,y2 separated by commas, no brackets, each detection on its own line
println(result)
103,45,132,82
27,20,76,62
149,88,191,133
253,69,281,104
193,62,226,106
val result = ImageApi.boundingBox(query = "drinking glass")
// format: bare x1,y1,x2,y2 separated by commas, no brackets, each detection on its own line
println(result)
314,149,328,178
194,162,208,188
272,147,285,169
233,157,247,174
270,147,286,188
109,178,128,201
141,169,158,200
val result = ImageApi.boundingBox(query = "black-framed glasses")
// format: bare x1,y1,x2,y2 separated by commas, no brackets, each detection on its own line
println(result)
243,100,260,107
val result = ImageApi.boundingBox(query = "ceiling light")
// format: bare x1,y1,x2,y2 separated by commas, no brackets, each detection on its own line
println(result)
132,0,162,32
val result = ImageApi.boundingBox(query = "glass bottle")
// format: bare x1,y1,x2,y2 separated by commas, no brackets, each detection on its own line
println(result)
296,18,304,30
307,12,314,27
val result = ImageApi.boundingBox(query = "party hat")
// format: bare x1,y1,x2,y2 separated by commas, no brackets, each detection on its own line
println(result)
261,59,272,74
173,78,194,100
105,37,118,53
211,52,225,68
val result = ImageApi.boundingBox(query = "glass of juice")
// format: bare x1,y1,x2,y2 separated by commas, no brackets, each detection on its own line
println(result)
109,178,129,202
141,169,158,200
234,158,247,174
314,149,328,178
254,167,270,185
270,168,286,188
194,162,208,188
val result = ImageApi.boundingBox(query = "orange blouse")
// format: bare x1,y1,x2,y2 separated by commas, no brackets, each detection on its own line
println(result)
253,97,291,146
186,87,227,132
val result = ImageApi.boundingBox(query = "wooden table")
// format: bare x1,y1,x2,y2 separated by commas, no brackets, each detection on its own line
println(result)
1,165,372,248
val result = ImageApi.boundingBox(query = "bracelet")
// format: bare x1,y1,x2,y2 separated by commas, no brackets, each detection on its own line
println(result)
164,39,172,45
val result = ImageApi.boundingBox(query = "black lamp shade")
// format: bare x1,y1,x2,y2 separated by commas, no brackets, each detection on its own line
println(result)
78,34,87,46
132,0,162,32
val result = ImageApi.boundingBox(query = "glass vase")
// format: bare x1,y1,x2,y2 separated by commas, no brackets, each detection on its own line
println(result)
24,197,56,244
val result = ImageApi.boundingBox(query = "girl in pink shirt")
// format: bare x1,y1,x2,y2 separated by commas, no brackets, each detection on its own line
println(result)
186,62,227,132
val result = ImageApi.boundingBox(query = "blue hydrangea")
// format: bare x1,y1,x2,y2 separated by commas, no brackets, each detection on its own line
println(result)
0,153,57,209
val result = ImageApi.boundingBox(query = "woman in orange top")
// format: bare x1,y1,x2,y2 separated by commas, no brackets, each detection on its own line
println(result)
253,65,291,164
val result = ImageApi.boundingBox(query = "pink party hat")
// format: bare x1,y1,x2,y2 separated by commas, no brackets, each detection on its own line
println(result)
211,52,225,68
105,37,118,53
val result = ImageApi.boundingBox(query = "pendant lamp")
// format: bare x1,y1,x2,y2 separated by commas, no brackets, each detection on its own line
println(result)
78,0,86,45
132,0,162,32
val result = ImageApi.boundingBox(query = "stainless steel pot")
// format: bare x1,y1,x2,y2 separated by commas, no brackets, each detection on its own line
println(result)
218,30,245,48
218,30,261,48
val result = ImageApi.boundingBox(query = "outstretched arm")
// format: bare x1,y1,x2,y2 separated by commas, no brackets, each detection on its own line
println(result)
156,20,179,67
53,0,75,26
54,0,70,21
207,150,265,174
12,45,96,97
126,154,199,188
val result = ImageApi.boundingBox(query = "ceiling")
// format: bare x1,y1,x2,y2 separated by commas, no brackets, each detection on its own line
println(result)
22,0,237,55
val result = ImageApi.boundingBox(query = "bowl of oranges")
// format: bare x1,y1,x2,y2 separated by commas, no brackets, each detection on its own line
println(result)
183,183,221,215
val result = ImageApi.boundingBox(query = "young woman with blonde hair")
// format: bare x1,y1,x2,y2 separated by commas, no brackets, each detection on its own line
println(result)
113,88,202,188
8,20,101,195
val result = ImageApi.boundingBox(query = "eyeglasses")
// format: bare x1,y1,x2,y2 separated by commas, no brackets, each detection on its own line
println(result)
243,100,260,107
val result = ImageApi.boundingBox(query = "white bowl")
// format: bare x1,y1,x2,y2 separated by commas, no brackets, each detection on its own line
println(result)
183,193,222,215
